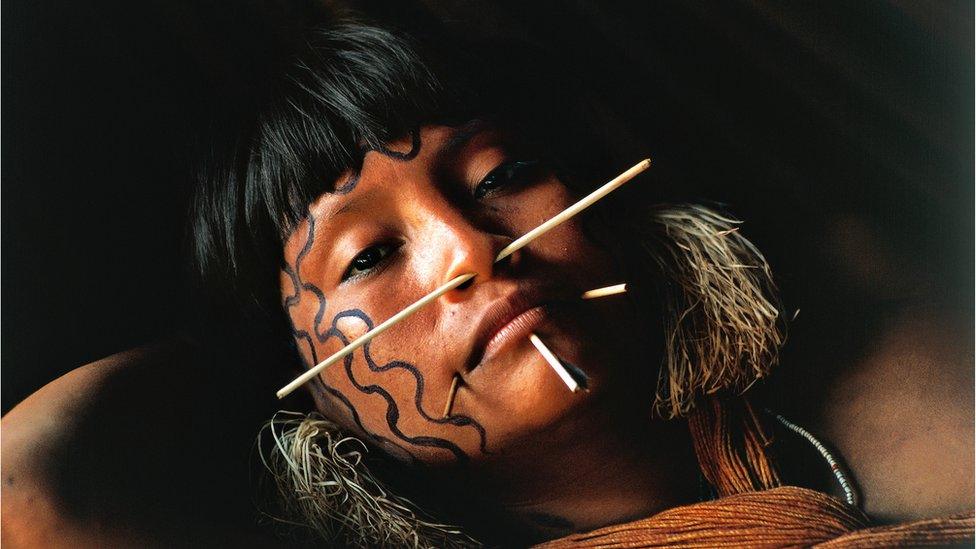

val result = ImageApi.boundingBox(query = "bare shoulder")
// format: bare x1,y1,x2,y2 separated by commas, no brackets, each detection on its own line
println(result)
3,347,153,446
2,348,162,547
819,306,974,521
1,341,279,547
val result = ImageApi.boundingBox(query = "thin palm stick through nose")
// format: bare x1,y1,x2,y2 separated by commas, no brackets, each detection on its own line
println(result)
495,159,651,262
277,158,651,399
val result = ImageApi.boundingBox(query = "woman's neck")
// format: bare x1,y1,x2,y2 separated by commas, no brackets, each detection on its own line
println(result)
456,404,700,544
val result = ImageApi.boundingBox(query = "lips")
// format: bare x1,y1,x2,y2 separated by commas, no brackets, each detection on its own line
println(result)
466,284,571,372
482,306,548,363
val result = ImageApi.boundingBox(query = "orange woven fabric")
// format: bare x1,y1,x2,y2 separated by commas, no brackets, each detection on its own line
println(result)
535,486,868,548
539,396,973,547
536,486,973,548
817,512,974,548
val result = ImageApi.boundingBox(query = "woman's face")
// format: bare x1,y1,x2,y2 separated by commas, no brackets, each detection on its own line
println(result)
280,124,653,467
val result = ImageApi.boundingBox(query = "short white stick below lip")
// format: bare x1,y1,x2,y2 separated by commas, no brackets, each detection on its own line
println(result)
581,283,627,300
495,158,651,263
276,272,476,399
529,333,580,393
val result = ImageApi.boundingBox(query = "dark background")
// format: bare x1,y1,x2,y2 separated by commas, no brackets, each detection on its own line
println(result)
3,1,973,413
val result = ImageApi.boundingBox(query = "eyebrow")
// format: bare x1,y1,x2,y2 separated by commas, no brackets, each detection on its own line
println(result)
436,119,493,165
322,189,374,225
306,190,376,270
322,121,491,224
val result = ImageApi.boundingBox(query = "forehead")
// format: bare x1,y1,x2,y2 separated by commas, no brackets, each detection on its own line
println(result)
316,123,502,214
282,123,504,255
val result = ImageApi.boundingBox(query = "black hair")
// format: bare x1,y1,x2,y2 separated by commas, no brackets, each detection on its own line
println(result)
190,16,626,349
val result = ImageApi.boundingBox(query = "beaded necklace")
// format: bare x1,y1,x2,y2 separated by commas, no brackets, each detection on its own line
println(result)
767,410,859,507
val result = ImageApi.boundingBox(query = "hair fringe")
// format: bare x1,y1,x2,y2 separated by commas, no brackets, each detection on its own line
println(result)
258,412,481,548
642,204,787,418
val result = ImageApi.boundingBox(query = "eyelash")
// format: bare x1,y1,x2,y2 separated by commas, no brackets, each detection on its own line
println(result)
341,242,400,282
473,160,541,199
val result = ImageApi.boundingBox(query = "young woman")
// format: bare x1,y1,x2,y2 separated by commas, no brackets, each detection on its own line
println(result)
4,15,972,548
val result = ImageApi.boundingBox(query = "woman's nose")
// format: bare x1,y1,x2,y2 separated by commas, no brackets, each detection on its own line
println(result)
435,220,514,304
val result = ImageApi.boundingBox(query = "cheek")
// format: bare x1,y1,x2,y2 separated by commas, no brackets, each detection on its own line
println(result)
506,180,576,226
280,268,329,367
281,278,489,465
507,182,619,280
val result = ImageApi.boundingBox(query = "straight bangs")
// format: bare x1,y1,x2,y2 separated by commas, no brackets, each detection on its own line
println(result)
248,24,452,241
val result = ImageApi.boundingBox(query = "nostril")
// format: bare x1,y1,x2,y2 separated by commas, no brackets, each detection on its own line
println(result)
456,275,476,291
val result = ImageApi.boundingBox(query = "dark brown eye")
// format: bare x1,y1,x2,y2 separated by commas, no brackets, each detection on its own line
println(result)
474,160,541,199
342,243,397,281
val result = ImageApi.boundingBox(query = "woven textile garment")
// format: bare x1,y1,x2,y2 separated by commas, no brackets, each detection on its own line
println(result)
538,397,974,548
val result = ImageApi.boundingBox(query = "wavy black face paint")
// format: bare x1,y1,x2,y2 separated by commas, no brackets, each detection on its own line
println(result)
333,128,422,194
282,130,488,463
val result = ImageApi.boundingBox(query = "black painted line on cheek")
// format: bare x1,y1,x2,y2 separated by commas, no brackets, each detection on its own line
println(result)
337,336,469,462
337,309,489,454
312,376,416,463
331,310,484,462
361,346,490,455
283,264,318,368
282,265,302,308
283,219,412,457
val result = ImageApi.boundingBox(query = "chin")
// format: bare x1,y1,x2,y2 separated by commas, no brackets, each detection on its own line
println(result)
469,349,601,451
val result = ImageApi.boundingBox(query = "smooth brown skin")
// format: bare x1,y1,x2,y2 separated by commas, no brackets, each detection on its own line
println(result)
811,306,974,521
1,344,281,548
280,126,698,537
2,356,137,549
2,127,972,545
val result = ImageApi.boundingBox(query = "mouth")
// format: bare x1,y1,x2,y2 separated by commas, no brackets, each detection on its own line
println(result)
481,305,548,365
466,286,572,372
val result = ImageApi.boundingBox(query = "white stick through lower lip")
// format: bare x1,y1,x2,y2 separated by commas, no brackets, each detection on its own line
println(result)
529,334,580,393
